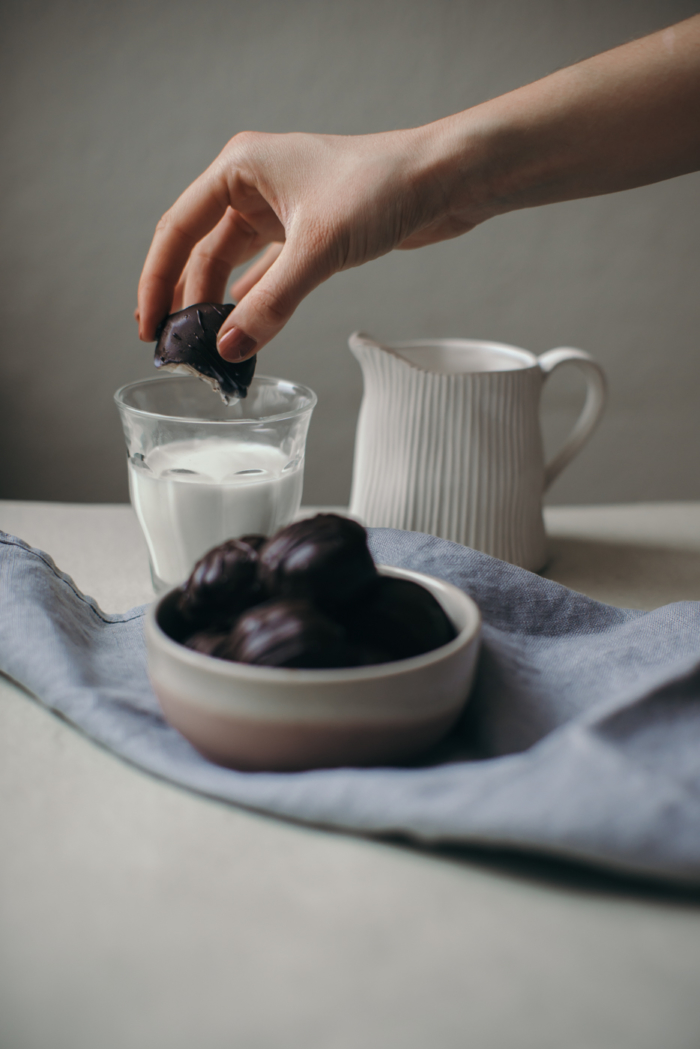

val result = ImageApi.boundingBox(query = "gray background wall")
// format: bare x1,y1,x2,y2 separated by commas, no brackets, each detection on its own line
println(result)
1,0,698,508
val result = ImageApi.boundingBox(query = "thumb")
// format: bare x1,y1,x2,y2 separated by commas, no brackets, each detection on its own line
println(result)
217,237,329,361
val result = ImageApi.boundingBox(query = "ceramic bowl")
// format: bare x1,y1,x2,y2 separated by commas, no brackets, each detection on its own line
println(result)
145,565,481,771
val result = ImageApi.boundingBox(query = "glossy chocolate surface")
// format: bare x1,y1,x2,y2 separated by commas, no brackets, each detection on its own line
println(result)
154,302,256,402
178,538,262,632
238,534,267,553
185,630,232,657
257,513,377,611
223,600,360,669
171,516,456,669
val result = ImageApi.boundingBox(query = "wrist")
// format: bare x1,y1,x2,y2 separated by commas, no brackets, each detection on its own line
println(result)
412,14,700,225
406,106,519,233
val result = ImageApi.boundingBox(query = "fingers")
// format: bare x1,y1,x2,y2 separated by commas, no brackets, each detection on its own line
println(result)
171,264,188,314
137,166,231,341
181,207,270,307
230,242,283,301
217,235,331,361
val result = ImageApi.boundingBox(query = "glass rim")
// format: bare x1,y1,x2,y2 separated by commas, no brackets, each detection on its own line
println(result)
114,373,317,426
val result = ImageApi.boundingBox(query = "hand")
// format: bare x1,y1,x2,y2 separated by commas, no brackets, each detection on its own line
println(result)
136,126,487,360
137,16,700,362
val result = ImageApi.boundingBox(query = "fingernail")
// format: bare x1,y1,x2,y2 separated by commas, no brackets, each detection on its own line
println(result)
218,326,258,361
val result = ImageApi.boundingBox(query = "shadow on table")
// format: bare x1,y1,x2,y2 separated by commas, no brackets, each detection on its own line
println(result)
541,536,700,608
8,637,699,907
381,838,700,906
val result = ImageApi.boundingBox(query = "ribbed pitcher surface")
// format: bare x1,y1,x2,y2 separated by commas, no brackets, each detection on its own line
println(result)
349,334,606,571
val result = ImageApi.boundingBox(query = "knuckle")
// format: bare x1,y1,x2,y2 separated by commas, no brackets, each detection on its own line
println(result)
254,286,290,328
192,249,231,280
230,129,257,149
154,210,173,236
154,208,196,249
225,129,267,158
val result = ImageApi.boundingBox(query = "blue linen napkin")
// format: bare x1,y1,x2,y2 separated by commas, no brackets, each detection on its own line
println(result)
1,527,699,885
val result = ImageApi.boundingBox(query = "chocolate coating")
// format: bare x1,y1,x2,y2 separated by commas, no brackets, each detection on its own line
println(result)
154,302,256,402
257,513,378,611
224,599,360,669
238,533,267,553
185,630,232,657
171,518,454,669
178,538,262,631
340,576,457,661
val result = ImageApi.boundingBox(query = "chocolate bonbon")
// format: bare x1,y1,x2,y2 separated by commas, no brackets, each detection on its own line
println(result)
177,537,262,631
257,513,377,611
175,514,456,669
224,599,360,669
238,534,267,553
185,630,231,657
340,576,456,661
154,302,256,402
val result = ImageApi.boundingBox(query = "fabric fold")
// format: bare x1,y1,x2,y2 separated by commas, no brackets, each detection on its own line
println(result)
1,527,699,885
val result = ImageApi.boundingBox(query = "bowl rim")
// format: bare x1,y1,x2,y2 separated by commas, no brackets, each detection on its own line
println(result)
146,564,481,684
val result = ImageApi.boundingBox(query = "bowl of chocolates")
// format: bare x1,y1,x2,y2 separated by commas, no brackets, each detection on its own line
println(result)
145,514,481,771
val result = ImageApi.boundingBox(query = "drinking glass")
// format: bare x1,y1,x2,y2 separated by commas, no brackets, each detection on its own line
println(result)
115,374,316,592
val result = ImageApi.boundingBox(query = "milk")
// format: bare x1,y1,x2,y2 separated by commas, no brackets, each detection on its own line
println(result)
129,438,303,587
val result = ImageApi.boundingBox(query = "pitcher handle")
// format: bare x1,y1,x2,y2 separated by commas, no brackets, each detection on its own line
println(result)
538,347,607,491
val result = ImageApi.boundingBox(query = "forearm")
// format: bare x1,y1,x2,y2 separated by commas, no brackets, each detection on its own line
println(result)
424,15,700,229
137,17,700,352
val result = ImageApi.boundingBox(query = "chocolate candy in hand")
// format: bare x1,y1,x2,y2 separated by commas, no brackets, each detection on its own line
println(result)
257,513,378,611
224,599,361,669
178,537,262,631
154,302,256,402
341,576,457,661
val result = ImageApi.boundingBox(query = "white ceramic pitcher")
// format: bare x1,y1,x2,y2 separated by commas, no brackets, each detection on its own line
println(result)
348,333,606,571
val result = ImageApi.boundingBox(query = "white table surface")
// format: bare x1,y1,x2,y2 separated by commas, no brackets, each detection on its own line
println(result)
2,500,700,1049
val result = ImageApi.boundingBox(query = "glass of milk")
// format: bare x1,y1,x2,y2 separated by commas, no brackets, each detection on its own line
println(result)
114,374,317,592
